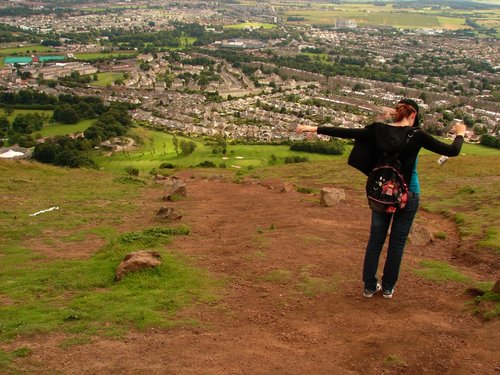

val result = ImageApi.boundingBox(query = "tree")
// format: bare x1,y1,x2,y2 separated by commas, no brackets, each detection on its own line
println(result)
53,104,80,124
0,116,10,136
180,140,197,156
172,134,179,156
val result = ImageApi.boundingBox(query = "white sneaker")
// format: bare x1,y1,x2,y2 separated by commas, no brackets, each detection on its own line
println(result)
363,283,382,298
383,288,394,299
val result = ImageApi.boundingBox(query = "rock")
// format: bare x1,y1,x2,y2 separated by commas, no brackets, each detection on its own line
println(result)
115,250,161,281
163,178,187,201
409,223,435,246
319,188,346,207
156,207,182,221
492,280,500,294
154,174,166,181
280,182,295,193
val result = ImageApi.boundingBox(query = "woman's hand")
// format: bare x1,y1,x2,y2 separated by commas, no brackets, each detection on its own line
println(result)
296,125,318,133
452,121,466,136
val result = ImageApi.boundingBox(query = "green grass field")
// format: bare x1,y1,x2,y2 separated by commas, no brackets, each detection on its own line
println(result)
94,127,341,174
89,72,126,87
0,108,53,123
0,160,219,350
224,22,276,29
39,119,95,137
75,51,136,60
0,45,54,56
0,108,94,137
284,9,468,29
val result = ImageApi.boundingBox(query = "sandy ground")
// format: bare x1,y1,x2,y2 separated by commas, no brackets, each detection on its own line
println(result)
9,173,500,374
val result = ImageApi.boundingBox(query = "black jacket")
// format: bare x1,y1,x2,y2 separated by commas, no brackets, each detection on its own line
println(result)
317,122,464,185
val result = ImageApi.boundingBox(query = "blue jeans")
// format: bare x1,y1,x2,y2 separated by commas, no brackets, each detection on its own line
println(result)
363,193,420,291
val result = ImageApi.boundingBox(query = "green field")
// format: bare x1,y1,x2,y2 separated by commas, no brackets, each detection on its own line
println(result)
0,108,94,137
39,119,95,137
225,22,277,29
284,9,469,29
75,51,136,60
89,72,126,87
94,127,341,174
0,45,55,56
1,108,53,124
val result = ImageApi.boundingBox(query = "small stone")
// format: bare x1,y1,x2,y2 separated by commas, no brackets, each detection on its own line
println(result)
280,182,295,193
156,207,182,221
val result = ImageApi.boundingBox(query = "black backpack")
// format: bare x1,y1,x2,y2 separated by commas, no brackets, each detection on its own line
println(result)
366,128,417,213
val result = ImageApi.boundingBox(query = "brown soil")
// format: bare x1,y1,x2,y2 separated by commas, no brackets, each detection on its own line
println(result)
8,173,500,374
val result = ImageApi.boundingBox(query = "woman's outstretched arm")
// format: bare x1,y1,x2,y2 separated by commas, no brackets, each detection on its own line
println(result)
419,122,466,156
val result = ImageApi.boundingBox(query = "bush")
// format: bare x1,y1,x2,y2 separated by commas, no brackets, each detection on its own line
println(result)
284,156,309,164
197,160,216,168
219,162,227,168
159,162,176,169
290,139,344,155
297,187,314,194
125,167,139,176
180,140,197,155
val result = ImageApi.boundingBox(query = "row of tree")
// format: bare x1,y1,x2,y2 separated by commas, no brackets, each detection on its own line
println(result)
290,139,344,155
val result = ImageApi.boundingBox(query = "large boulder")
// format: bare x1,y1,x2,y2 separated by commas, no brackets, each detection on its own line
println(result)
320,188,346,207
156,207,182,221
163,178,187,201
115,250,161,281
409,223,435,246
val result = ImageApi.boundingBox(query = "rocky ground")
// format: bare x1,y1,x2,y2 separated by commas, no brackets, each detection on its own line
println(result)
9,172,499,374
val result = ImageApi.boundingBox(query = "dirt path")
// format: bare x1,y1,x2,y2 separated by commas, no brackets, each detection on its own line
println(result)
13,175,500,374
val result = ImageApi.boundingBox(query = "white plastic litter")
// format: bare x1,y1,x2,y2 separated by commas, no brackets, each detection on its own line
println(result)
29,206,59,217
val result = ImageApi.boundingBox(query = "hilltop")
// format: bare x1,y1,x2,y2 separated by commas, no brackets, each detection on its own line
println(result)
0,158,498,374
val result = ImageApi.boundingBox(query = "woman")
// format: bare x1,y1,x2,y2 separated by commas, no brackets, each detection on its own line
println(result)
296,99,466,299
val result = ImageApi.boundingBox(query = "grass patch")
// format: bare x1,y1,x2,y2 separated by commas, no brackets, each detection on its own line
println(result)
297,186,314,194
383,354,406,367
0,45,54,56
39,118,95,137
0,225,218,341
0,108,93,137
0,347,32,373
471,291,500,321
414,260,471,283
0,161,218,342
296,268,336,297
89,72,126,87
61,227,118,243
261,269,293,284
433,231,447,240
